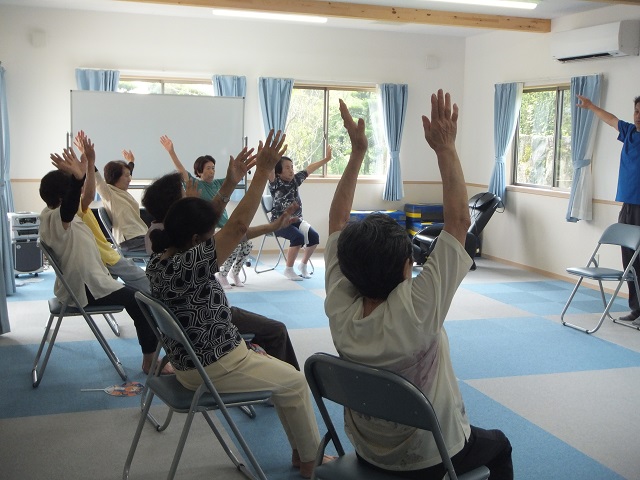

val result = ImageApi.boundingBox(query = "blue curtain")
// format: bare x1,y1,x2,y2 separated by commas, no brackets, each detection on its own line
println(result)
0,64,15,334
214,75,247,201
489,82,522,206
75,68,120,91
258,77,293,135
213,75,246,97
380,84,408,201
566,75,602,222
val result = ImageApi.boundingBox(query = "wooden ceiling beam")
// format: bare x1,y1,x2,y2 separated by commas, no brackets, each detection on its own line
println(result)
118,0,551,33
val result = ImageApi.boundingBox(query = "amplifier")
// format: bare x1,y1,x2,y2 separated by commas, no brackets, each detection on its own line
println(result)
8,212,40,241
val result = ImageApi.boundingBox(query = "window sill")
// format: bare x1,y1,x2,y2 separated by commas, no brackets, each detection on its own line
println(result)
507,185,570,199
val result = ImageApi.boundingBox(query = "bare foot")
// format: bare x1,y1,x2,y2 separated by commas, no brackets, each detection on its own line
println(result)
297,454,335,479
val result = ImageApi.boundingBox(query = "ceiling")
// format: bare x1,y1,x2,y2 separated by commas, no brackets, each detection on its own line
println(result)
0,0,634,36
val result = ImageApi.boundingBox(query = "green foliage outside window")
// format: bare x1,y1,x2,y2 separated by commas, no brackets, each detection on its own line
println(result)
515,87,572,189
286,87,386,176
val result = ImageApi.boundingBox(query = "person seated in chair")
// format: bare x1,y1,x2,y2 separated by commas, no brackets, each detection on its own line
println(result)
146,131,325,477
325,93,513,479
74,132,149,293
95,148,148,253
142,170,301,370
39,134,171,376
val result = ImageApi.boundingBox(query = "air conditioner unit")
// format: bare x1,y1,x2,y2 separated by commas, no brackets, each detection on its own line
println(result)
551,20,640,62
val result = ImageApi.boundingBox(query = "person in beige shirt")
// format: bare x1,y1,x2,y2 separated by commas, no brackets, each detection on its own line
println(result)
325,93,512,478
95,149,147,252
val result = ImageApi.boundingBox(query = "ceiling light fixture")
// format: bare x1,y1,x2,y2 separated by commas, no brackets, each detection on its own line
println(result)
212,9,328,24
425,0,537,10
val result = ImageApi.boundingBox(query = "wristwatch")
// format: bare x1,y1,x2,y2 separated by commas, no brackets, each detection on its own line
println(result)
218,192,231,203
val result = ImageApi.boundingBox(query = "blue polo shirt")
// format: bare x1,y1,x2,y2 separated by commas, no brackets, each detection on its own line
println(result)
616,120,640,205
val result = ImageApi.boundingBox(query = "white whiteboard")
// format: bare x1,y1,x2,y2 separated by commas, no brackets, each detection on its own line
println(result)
71,91,245,181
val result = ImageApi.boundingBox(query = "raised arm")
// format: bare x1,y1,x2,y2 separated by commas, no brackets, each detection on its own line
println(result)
49,146,87,230
305,145,332,175
576,95,619,130
160,135,189,182
423,89,470,246
329,100,368,235
75,131,96,212
215,130,286,263
122,149,136,174
209,145,256,221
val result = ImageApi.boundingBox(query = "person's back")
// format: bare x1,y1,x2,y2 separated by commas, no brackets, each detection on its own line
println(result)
326,94,512,479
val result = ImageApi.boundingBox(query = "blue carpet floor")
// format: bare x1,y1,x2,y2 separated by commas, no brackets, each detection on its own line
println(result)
2,263,638,479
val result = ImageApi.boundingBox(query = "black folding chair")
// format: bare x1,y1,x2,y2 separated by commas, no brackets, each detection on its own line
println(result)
304,353,490,480
123,291,272,480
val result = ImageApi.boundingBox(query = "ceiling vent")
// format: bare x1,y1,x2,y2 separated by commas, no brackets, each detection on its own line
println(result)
551,20,640,62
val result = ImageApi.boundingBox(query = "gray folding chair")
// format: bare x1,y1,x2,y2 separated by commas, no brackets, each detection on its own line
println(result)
32,241,126,388
124,291,272,480
561,222,640,334
304,353,490,480
97,206,150,265
254,194,313,275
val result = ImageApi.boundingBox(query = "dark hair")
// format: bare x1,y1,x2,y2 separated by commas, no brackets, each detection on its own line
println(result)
337,213,412,300
39,170,70,208
142,172,184,222
149,197,217,253
193,155,215,177
275,156,293,176
634,96,640,107
104,160,129,185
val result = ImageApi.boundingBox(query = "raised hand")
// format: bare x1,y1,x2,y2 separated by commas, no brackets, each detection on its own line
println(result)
73,130,95,166
255,130,287,173
339,100,367,154
184,177,200,198
271,202,300,230
227,146,257,186
50,146,87,180
122,149,135,163
159,135,175,153
576,94,593,110
422,89,458,154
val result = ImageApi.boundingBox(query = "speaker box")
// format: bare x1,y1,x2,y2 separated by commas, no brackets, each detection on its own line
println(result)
13,239,43,275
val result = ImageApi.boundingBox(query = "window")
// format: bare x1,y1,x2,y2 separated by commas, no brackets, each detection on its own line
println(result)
118,78,213,96
286,85,387,176
513,85,572,190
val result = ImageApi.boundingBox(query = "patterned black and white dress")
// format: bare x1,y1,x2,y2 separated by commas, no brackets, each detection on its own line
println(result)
146,237,242,371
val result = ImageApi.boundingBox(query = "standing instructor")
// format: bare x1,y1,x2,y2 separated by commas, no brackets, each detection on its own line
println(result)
577,94,640,326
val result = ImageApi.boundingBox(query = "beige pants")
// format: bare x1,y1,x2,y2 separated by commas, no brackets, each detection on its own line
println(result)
175,342,321,462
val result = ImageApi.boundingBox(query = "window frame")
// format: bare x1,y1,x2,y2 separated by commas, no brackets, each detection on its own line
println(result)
512,83,572,191
288,82,386,178
118,75,214,96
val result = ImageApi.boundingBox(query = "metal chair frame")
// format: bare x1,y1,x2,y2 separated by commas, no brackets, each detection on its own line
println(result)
304,353,490,480
97,206,150,265
124,291,272,480
254,194,313,275
32,241,126,388
561,222,640,334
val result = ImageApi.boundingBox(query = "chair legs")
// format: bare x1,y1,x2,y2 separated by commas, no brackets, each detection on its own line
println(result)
104,313,120,337
124,390,268,480
32,308,127,388
561,278,627,334
254,235,287,273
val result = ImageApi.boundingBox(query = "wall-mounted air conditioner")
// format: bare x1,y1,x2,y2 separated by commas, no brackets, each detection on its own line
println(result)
551,20,640,62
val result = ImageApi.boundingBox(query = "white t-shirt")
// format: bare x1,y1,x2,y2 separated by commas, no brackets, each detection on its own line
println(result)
95,172,147,243
324,229,473,471
40,206,123,307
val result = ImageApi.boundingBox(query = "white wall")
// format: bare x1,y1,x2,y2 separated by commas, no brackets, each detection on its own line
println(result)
5,4,640,280
461,5,640,279
0,4,465,252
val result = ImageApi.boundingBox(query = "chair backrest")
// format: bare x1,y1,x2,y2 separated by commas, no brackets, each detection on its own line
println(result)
261,194,273,217
134,291,194,352
599,223,640,251
304,353,458,479
39,240,84,307
468,192,501,237
97,207,117,245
